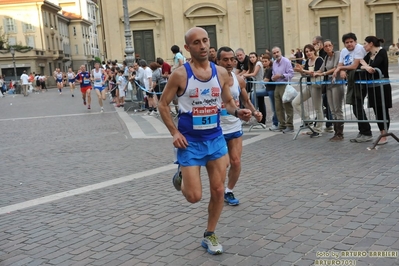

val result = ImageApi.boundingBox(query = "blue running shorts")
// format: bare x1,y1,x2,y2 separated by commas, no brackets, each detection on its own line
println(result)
177,134,227,167
94,86,104,92
223,130,243,143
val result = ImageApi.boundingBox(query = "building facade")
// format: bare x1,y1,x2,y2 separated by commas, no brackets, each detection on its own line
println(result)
1,0,398,82
98,0,399,65
0,0,99,83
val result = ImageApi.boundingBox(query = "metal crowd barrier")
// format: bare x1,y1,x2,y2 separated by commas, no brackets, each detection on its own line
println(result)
294,68,398,149
248,68,399,150
245,77,267,131
129,81,178,120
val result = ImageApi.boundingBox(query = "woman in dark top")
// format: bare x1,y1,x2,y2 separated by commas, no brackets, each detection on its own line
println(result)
292,44,324,137
262,53,278,131
360,36,392,145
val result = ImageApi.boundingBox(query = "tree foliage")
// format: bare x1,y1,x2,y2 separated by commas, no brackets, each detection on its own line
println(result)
0,26,9,49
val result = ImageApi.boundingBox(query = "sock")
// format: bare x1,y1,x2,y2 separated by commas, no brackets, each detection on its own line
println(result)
204,231,214,237
173,148,178,164
225,188,233,194
153,108,157,112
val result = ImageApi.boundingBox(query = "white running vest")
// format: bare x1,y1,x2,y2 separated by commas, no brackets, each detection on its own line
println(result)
92,69,103,88
67,72,75,80
220,72,242,134
177,62,223,142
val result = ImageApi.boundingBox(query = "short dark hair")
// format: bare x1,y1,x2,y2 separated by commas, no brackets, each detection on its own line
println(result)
342,32,357,43
314,36,324,43
139,59,147,67
156,57,164,65
149,62,159,71
216,46,234,60
262,53,273,67
209,46,217,51
171,45,180,54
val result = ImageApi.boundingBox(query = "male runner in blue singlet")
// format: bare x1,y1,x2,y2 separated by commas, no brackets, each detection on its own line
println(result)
158,27,252,255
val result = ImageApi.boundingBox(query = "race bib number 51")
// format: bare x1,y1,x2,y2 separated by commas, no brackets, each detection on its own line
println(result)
192,106,218,130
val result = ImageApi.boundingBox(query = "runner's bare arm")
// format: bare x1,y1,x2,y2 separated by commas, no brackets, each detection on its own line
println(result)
218,67,251,121
158,68,188,148
237,75,262,122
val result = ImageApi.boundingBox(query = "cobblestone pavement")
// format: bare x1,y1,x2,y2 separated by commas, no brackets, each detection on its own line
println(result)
0,66,399,266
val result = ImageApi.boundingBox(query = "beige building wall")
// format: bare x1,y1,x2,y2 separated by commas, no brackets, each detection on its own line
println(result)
99,0,399,63
0,1,63,80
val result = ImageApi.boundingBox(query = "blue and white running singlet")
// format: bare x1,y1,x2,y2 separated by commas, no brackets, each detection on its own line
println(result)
177,62,223,142
67,72,75,83
56,72,63,83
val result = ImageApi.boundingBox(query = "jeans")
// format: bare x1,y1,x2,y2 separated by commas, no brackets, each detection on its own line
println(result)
250,89,266,124
352,86,372,136
326,84,344,120
323,93,333,127
292,84,323,132
267,90,278,126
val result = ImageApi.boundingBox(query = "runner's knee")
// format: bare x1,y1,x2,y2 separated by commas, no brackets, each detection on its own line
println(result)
184,191,202,203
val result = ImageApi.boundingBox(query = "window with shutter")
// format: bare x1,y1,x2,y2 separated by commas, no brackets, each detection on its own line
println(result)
4,18,16,33
8,37,16,45
25,36,35,48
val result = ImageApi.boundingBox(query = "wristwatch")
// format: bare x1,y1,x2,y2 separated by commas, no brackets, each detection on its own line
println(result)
281,74,285,79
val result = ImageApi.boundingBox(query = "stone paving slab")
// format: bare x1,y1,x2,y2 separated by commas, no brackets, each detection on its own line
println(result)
1,132,399,265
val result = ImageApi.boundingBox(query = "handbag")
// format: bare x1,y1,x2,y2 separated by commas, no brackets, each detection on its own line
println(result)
127,81,133,91
282,84,298,103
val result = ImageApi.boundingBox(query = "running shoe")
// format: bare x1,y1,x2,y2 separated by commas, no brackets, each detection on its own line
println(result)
172,165,182,191
87,105,91,109
101,107,104,113
201,233,223,255
224,192,239,206
72,94,74,97
83,99,86,105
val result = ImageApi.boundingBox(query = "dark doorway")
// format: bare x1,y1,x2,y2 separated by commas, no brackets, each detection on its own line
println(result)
320,17,339,49
198,25,217,49
375,13,393,50
253,0,284,55
133,30,155,63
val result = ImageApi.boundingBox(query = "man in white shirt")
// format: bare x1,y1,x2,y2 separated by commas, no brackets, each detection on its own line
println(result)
20,70,29,96
140,59,156,114
333,32,371,143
